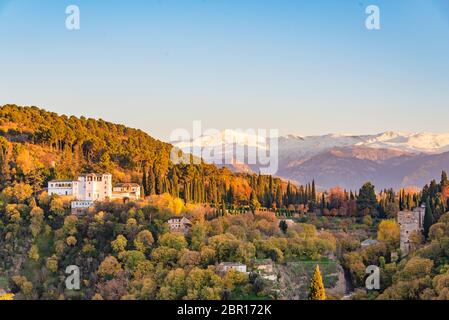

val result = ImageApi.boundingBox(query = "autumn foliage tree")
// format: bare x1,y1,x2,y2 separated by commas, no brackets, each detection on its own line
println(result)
308,265,326,300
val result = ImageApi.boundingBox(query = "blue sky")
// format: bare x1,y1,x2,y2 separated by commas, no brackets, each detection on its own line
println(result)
0,0,449,140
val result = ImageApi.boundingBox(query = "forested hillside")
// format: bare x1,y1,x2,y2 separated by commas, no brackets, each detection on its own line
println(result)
0,104,314,210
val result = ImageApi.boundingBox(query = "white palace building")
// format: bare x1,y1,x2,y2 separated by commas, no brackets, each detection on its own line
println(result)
48,173,141,213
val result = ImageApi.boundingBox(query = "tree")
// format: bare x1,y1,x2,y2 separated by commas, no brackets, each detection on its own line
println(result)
158,233,187,250
98,256,123,279
158,268,187,300
139,277,157,300
2,183,33,203
424,197,434,239
441,171,449,187
185,267,223,300
46,256,59,273
384,201,400,219
134,230,154,253
357,182,377,216
118,250,146,271
111,235,128,253
279,220,288,234
29,206,44,238
223,269,249,291
308,265,326,300
28,245,40,261
191,223,207,251
377,219,400,248
150,246,179,267
0,293,14,300
66,236,77,246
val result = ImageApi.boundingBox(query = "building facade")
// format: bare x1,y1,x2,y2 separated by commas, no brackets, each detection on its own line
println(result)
48,173,112,201
48,173,141,214
253,259,277,281
167,216,192,234
47,180,79,197
361,239,380,248
77,173,112,201
112,183,141,200
216,262,247,274
398,206,425,256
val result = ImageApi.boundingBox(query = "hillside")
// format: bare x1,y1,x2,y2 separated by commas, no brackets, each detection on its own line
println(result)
279,148,449,191
0,105,307,209
0,104,171,183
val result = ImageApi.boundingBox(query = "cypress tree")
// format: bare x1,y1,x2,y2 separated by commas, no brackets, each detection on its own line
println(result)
424,197,434,239
320,193,325,214
441,171,449,187
308,265,326,300
142,168,148,196
311,180,316,202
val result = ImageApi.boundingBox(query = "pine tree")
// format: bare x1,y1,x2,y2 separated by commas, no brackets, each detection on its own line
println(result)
357,182,377,216
308,265,326,300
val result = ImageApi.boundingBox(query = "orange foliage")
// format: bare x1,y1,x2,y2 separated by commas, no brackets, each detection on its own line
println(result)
442,186,449,204
329,187,345,209
229,177,252,203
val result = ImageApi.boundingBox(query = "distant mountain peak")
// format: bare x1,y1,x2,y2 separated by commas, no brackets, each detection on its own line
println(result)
174,130,449,190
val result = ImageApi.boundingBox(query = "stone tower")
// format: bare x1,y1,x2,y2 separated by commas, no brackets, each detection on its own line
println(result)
398,205,425,256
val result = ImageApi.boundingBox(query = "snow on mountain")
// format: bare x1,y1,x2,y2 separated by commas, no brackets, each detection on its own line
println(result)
280,131,449,156
172,130,449,189
172,129,269,164
173,130,449,161
278,134,369,161
360,132,449,154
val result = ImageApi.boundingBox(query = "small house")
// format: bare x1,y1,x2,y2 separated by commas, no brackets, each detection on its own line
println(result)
167,216,192,235
216,262,247,274
361,239,379,248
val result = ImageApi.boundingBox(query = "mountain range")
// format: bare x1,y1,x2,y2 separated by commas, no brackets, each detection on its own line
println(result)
173,131,449,191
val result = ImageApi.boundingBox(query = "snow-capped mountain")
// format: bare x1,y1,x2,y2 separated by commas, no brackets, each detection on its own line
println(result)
173,129,269,160
279,131,449,157
357,131,449,154
172,131,449,190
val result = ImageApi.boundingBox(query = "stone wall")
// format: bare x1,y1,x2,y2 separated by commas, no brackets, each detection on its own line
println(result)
398,207,425,256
